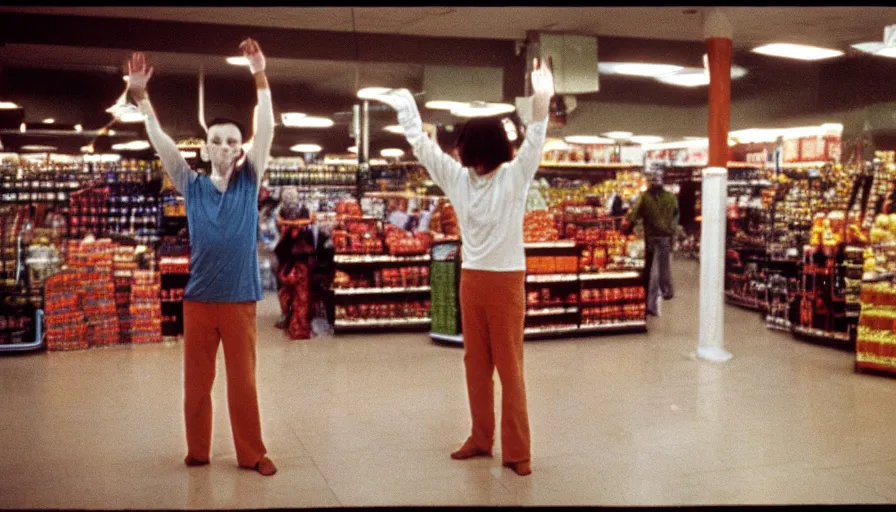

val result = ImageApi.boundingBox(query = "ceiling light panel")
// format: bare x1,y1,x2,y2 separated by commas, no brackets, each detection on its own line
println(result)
281,113,334,128
450,101,515,118
751,43,843,61
599,62,683,77
291,143,322,153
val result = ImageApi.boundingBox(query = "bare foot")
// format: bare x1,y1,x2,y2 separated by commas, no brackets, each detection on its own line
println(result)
503,460,532,476
450,439,492,460
184,455,209,467
241,456,277,476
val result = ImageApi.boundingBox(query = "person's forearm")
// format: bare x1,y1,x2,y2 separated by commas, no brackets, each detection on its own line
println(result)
135,93,189,192
248,71,274,184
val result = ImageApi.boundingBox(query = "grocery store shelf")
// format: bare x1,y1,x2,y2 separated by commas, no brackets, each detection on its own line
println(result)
334,254,431,264
539,162,638,169
780,161,832,169
526,307,578,317
524,324,579,336
580,271,640,281
526,273,578,283
728,180,773,187
578,320,647,333
334,285,430,295
791,325,852,345
524,240,577,249
430,332,464,344
726,161,766,169
334,317,431,328
724,290,763,310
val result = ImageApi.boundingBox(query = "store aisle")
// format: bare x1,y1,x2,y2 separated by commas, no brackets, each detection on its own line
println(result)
1,259,895,508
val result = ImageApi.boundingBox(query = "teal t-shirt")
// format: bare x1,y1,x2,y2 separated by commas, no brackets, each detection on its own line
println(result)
183,160,263,303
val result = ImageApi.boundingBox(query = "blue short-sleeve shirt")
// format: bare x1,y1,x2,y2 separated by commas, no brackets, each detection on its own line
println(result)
183,160,262,303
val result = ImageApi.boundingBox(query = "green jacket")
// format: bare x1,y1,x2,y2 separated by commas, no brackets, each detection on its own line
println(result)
627,187,679,238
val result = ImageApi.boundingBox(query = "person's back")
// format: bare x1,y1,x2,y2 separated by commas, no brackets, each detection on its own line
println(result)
634,187,679,239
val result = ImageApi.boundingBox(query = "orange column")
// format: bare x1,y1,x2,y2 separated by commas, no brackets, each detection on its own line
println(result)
706,37,732,168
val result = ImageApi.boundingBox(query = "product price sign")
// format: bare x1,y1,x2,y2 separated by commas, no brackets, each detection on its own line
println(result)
800,137,818,162
783,139,801,163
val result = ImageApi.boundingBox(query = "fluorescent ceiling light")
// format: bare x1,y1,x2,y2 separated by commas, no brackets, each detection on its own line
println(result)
425,100,466,110
657,71,708,87
180,150,197,158
226,56,250,66
80,144,94,153
74,124,83,133
118,112,146,123
291,143,322,153
112,140,151,151
21,145,57,152
852,42,896,58
281,113,334,128
108,130,117,136
752,43,843,61
599,62,683,77
630,135,664,144
19,123,26,133
658,64,748,87
358,87,392,99
380,148,405,158
564,135,616,145
602,131,633,140
450,101,515,118
383,125,404,134
347,146,358,154
42,118,55,124
0,101,21,109
84,153,121,162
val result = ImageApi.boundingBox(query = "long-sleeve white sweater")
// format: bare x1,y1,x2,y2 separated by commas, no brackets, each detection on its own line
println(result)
397,109,548,271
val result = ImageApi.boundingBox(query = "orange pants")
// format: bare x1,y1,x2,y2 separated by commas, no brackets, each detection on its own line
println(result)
183,301,267,467
460,269,530,464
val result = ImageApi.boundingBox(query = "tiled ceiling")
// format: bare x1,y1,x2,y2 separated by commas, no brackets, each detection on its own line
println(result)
2,7,896,155
1,6,895,48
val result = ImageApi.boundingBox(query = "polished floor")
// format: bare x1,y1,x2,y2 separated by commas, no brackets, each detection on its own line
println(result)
2,259,895,508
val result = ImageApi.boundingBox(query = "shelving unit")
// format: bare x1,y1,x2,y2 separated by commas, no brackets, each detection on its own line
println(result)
332,249,432,333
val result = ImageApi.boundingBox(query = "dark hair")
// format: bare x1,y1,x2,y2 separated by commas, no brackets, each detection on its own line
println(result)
207,117,246,140
455,116,514,172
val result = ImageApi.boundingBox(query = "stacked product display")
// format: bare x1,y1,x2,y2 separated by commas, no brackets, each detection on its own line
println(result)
331,199,432,330
856,281,896,375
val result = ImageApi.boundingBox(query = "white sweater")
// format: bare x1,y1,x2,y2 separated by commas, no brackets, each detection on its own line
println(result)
400,114,548,272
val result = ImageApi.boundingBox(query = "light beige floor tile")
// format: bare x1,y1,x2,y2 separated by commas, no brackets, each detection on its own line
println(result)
3,260,896,507
326,468,517,506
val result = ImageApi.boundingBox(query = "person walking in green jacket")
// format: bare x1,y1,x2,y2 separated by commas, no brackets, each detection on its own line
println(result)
626,170,679,316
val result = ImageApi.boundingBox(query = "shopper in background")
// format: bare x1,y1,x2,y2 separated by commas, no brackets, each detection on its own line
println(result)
127,38,277,476
371,58,554,477
625,170,679,316
274,187,315,339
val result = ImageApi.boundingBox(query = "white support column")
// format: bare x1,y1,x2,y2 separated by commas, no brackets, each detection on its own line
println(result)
697,7,734,362
697,166,732,361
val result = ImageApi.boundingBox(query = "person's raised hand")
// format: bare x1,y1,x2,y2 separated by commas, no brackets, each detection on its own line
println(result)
239,38,266,75
370,89,421,131
530,57,555,122
127,52,153,96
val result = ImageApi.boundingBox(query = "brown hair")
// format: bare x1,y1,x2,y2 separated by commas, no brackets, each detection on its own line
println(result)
455,116,514,174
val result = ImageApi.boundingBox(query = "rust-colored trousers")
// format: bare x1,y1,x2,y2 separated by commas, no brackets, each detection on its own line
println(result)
183,301,267,467
459,269,530,464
